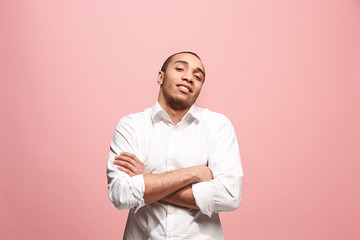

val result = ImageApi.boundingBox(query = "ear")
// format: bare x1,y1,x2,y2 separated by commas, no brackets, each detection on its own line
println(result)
157,71,164,86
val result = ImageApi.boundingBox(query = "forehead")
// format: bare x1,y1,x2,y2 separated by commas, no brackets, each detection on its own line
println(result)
170,53,205,72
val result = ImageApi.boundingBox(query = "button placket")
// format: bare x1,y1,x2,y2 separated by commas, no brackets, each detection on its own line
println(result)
167,126,178,238
166,126,175,238
166,126,176,171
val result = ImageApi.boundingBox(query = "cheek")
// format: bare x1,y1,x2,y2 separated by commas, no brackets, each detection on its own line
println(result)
163,80,176,93
195,84,203,94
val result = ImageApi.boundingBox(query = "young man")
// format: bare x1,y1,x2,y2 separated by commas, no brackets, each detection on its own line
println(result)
107,52,243,240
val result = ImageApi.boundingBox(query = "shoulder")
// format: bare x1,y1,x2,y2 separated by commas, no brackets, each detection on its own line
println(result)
116,107,152,130
196,107,237,141
197,108,239,149
198,107,233,126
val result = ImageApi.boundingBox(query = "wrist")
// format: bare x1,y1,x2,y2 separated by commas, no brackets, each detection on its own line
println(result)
185,166,201,183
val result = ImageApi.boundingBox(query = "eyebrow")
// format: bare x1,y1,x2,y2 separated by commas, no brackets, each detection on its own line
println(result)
173,60,206,77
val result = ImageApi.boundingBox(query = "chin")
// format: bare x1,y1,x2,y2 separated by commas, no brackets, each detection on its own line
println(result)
167,96,194,110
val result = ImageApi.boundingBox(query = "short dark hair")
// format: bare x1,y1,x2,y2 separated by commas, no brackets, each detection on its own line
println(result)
160,51,202,73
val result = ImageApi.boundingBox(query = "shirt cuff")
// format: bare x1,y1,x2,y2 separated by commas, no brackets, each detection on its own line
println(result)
192,181,214,217
130,174,146,213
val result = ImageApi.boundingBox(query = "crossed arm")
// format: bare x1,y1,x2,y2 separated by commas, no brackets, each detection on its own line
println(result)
113,152,213,209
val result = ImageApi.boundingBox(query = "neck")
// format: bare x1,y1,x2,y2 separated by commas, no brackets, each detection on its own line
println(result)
158,96,191,126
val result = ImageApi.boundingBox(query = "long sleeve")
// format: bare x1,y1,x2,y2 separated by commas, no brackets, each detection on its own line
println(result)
192,115,243,217
107,116,145,211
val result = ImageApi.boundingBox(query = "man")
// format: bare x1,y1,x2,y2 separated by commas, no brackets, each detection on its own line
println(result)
107,51,243,240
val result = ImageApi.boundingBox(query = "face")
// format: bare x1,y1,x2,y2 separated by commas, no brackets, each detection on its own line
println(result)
157,53,205,110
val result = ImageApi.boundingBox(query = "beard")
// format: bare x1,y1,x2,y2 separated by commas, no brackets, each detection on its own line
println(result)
163,88,193,110
161,78,200,111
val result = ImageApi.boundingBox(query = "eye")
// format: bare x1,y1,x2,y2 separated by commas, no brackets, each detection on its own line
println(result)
194,75,201,80
175,68,183,71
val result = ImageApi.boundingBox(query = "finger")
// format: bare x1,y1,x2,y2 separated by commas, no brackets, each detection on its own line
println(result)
114,155,136,165
115,152,133,159
116,153,138,164
116,155,138,167
116,166,134,177
122,152,142,164
113,160,126,166
121,151,132,156
114,160,136,172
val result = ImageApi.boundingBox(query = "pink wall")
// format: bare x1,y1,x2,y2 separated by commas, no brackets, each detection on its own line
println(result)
1,0,359,239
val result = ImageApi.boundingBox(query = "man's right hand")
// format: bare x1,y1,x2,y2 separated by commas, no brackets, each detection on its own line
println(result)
190,166,213,183
113,152,150,177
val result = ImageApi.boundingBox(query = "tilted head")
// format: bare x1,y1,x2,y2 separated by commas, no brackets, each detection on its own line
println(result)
157,51,206,111
160,51,204,75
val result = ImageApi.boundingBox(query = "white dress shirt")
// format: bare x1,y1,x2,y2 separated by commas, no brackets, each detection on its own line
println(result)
107,101,243,240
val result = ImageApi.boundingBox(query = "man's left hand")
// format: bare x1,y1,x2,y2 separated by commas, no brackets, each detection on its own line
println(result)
113,152,150,177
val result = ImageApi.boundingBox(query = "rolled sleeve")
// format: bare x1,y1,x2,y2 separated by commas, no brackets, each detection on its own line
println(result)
192,181,215,217
131,174,146,212
193,115,243,217
107,116,146,211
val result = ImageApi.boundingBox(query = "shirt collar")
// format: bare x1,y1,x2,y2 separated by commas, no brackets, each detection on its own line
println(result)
151,101,200,124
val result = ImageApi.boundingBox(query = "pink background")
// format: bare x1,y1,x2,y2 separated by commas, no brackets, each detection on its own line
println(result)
1,0,360,239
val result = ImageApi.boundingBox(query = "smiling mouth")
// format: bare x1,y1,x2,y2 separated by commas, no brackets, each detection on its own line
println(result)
177,85,192,93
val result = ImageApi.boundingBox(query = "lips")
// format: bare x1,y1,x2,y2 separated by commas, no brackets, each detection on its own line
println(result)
176,84,193,93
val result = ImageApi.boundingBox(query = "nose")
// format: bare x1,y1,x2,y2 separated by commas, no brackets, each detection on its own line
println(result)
182,71,193,84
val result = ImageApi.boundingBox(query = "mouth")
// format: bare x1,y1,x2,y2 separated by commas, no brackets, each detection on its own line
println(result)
176,84,193,94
